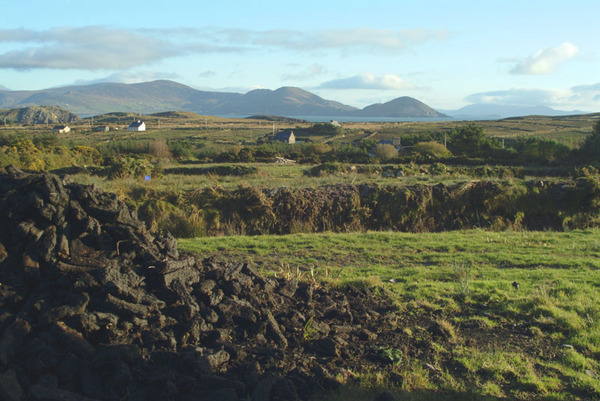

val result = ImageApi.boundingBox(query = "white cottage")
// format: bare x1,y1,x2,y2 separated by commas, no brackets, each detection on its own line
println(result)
52,125,70,134
128,120,146,131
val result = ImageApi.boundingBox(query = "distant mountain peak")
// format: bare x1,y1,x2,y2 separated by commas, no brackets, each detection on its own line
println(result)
442,103,588,119
357,96,448,118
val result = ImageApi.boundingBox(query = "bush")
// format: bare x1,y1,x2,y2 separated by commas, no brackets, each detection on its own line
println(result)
168,140,195,159
513,138,570,163
413,141,452,159
373,144,399,161
105,156,153,179
148,139,172,159
579,121,600,161
304,162,348,176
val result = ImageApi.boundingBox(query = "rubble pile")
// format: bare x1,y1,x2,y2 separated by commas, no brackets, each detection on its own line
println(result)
0,167,405,401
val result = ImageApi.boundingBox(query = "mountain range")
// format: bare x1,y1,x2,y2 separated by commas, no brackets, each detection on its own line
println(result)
0,79,588,119
440,104,588,119
0,80,447,118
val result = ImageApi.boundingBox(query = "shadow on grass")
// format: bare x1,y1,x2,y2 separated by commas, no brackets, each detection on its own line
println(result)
314,385,510,401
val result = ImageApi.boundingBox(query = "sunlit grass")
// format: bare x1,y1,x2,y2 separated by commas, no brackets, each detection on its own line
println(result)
179,229,600,400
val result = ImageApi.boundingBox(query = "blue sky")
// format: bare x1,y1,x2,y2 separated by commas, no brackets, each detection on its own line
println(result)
1,0,599,111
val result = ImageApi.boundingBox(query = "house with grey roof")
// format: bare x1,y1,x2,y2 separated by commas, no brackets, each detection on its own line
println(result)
274,130,295,144
128,120,146,132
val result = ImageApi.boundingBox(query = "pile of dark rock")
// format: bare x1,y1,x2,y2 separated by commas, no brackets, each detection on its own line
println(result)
0,166,407,401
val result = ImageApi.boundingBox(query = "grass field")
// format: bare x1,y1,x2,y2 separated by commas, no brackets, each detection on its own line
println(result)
179,229,600,400
4,112,597,148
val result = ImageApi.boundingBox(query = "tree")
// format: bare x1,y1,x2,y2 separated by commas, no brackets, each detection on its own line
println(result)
413,141,452,159
579,120,600,160
448,123,492,157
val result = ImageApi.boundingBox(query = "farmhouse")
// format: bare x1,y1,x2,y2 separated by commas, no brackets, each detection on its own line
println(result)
379,138,402,149
274,130,295,144
128,120,146,131
93,125,110,132
52,125,70,134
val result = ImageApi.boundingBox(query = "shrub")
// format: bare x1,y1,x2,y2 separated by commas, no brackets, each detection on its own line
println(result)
413,141,452,159
105,156,153,179
304,162,348,176
148,139,172,159
168,140,195,159
72,145,102,164
578,121,600,161
373,144,399,161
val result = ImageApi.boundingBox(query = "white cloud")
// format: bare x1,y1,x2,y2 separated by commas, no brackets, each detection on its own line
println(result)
465,83,600,110
282,64,326,81
230,27,450,52
198,71,216,78
465,88,561,106
510,42,579,75
569,82,600,104
73,71,180,85
0,27,181,70
0,26,450,72
318,73,416,90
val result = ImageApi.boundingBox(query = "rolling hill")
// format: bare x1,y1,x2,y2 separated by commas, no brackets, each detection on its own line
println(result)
0,105,80,125
0,80,446,118
357,96,448,118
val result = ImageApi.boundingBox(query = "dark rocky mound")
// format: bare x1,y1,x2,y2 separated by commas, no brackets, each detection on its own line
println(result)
0,167,407,400
0,105,80,125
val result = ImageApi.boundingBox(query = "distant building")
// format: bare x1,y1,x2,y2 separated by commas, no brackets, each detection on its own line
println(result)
379,138,402,149
128,120,146,131
274,130,295,144
52,125,70,134
330,120,341,127
93,125,110,132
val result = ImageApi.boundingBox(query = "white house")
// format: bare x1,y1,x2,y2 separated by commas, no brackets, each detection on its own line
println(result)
52,125,70,134
128,120,146,131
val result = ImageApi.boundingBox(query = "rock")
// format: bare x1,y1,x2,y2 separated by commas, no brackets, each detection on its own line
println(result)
373,391,396,401
29,384,101,401
0,168,409,401
0,369,23,401
0,319,31,366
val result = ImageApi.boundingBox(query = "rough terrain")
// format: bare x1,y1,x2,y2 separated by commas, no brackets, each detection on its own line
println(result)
0,166,422,401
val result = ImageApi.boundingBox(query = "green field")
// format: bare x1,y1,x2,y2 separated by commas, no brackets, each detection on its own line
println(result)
179,229,600,400
2,113,600,400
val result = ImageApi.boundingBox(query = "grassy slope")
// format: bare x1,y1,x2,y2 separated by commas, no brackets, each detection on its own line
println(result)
179,230,600,400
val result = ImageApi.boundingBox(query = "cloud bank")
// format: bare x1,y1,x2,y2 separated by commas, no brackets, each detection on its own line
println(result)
0,26,450,71
0,27,180,70
318,73,415,90
73,71,180,85
510,42,579,75
217,27,450,52
466,82,600,109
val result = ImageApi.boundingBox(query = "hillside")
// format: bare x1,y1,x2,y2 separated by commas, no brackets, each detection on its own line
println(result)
0,80,237,116
0,80,447,118
210,86,358,116
356,96,448,118
0,105,80,124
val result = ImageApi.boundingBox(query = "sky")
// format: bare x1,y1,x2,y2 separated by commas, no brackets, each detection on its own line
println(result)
1,0,599,111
